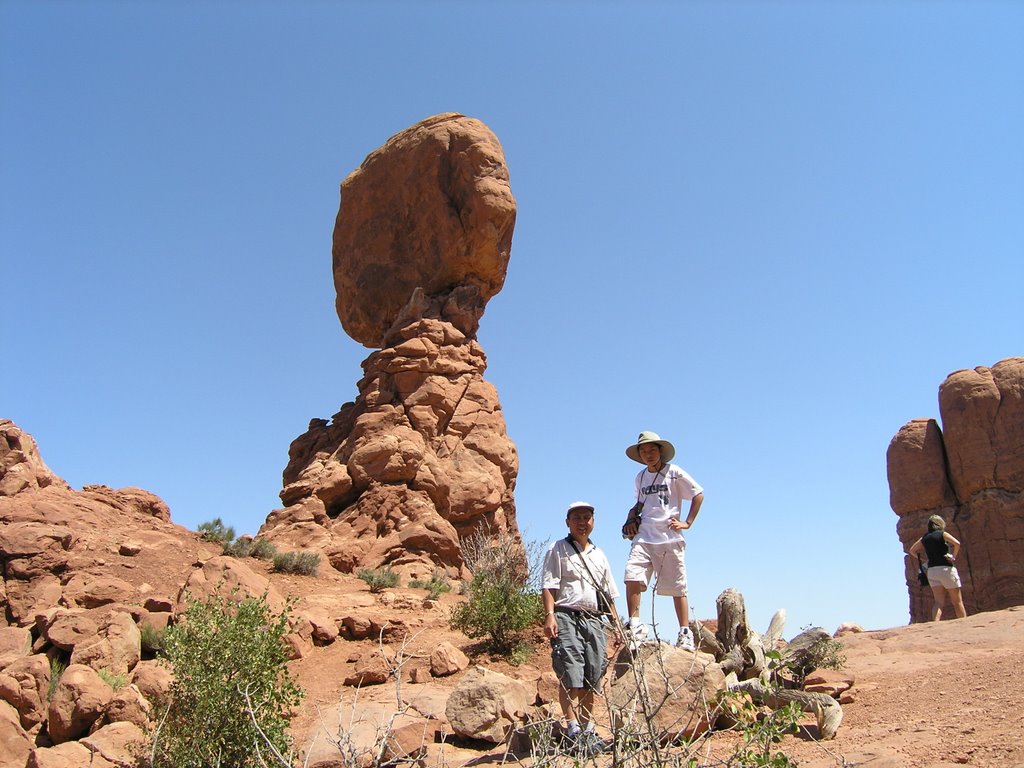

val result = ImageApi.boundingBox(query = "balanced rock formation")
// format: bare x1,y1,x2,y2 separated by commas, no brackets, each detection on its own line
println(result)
887,357,1024,622
260,114,520,580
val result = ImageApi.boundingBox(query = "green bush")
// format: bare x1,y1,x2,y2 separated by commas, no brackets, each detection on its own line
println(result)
723,694,801,767
450,571,543,656
408,569,451,600
357,566,400,593
149,592,302,768
48,657,67,700
449,530,544,657
222,535,277,561
197,517,235,544
222,536,253,557
139,622,166,655
272,550,320,576
250,538,277,560
98,668,127,690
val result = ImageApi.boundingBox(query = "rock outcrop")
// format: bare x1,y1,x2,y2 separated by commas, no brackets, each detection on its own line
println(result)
887,357,1024,622
260,114,521,580
1,421,68,498
0,420,218,761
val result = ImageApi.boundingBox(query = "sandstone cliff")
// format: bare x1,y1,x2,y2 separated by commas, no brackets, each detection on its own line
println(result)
887,357,1024,622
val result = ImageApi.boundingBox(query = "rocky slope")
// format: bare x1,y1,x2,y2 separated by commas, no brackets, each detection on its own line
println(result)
3,418,1023,767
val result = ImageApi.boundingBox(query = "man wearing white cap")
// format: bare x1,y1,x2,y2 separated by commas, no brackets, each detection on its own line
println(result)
621,431,704,650
542,501,619,755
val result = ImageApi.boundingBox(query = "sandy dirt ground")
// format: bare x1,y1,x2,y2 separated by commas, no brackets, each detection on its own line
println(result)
284,569,1024,768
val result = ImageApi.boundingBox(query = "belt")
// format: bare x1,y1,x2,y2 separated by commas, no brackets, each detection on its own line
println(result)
554,606,602,618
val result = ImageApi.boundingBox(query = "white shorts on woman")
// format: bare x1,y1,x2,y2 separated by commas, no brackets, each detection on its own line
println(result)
927,565,962,589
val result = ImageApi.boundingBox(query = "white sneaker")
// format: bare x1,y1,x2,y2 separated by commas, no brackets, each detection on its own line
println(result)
626,622,648,648
676,626,695,651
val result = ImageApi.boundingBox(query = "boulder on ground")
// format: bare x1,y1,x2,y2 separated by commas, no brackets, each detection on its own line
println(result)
606,643,726,743
445,666,532,744
47,664,113,743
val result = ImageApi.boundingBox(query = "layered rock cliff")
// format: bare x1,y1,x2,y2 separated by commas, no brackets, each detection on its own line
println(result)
887,357,1024,622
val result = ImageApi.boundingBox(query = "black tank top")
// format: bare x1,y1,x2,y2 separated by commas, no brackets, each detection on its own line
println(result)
922,529,950,568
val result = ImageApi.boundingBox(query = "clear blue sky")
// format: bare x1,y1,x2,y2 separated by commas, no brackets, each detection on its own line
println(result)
3,1,1022,637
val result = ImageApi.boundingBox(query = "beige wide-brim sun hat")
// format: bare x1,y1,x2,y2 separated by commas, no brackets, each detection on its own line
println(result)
626,431,676,464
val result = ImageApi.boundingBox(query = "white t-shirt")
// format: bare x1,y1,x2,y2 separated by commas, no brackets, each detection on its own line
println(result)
542,537,620,612
632,463,703,545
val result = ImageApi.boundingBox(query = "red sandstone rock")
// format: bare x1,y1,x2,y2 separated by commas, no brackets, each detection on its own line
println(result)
445,666,532,744
0,420,69,497
47,664,113,743
264,115,522,581
129,661,172,706
0,626,32,665
70,610,141,677
332,113,515,348
99,684,152,730
0,699,33,767
888,357,1024,622
80,720,148,765
177,555,286,613
27,740,104,768
428,641,468,677
606,644,726,742
0,655,50,728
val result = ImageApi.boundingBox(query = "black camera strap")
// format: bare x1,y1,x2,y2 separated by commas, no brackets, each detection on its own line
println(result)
565,536,614,615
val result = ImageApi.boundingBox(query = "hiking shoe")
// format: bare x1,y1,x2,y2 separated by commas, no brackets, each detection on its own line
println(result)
562,727,581,750
576,730,608,757
676,626,695,651
568,730,605,758
626,622,648,648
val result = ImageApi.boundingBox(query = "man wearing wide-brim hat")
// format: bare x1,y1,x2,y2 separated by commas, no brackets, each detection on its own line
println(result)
621,431,704,650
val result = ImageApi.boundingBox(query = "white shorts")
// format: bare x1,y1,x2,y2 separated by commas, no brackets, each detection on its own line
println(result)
623,540,687,597
927,566,962,589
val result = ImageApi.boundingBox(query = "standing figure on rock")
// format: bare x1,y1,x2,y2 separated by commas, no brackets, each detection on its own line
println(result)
909,514,968,621
542,501,619,756
620,431,704,650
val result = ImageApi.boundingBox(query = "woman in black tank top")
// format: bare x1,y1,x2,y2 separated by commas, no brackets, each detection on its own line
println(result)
908,515,967,621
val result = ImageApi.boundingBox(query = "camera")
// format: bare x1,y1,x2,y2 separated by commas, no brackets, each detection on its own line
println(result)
621,502,644,539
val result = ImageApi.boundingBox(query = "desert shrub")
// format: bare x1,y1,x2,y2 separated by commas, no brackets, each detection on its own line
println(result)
149,592,302,768
357,566,400,593
98,668,127,690
222,535,277,561
139,622,166,655
449,529,545,657
776,628,847,686
720,693,802,767
802,635,846,674
47,657,67,700
408,569,451,599
250,538,277,560
272,550,321,576
222,536,254,557
197,517,235,544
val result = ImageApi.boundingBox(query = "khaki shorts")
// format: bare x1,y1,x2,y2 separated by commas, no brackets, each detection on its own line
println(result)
624,540,687,597
927,565,962,589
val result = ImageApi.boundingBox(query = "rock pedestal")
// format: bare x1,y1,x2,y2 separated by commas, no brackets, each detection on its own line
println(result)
260,114,521,580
